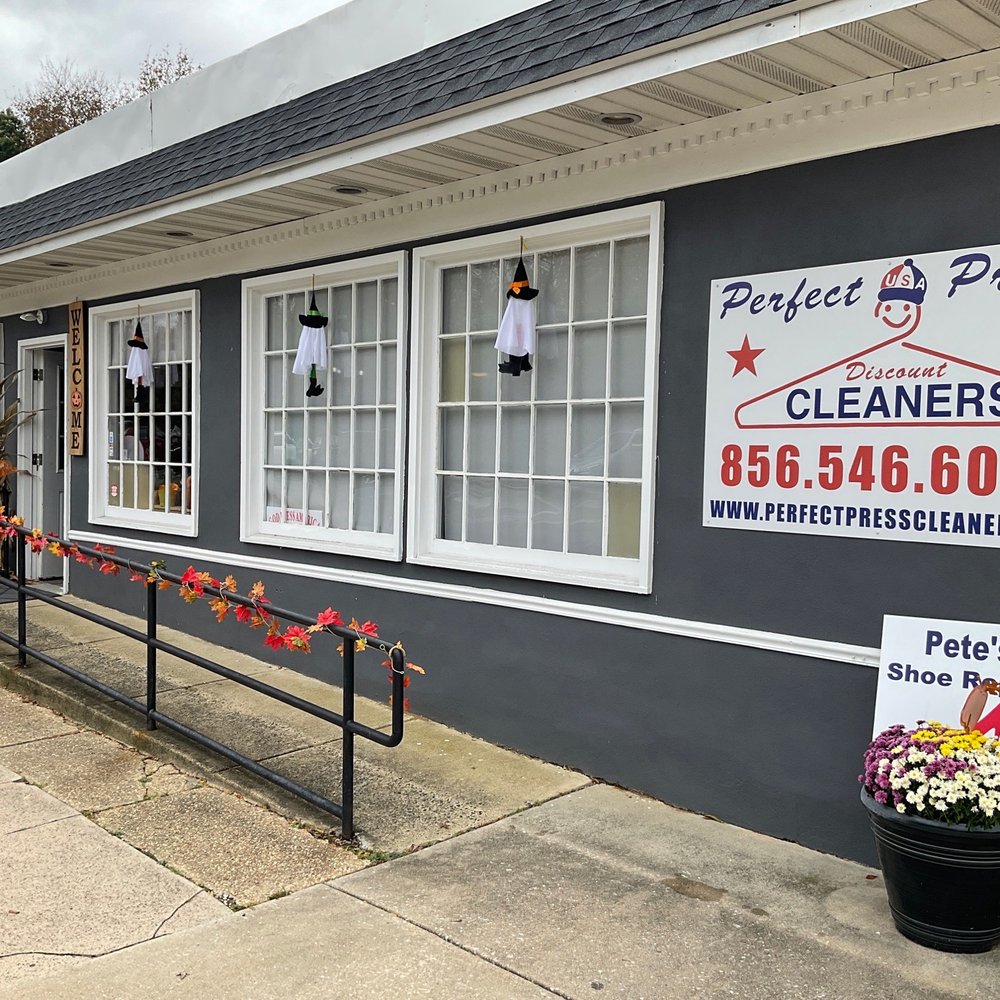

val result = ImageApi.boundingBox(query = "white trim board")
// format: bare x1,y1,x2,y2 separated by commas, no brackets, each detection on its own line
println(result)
3,44,1000,319
67,527,881,668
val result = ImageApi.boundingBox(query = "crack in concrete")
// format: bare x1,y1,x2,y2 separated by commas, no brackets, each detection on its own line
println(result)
330,884,573,1000
0,731,76,750
4,812,76,836
151,888,209,939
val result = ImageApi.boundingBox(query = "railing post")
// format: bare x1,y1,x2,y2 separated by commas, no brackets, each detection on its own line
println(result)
341,638,355,841
145,576,157,730
16,532,26,667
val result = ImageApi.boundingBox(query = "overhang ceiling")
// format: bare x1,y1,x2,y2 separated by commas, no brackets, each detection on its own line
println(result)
2,0,999,293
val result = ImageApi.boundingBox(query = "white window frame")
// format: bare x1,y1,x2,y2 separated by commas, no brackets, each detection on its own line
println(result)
409,203,662,594
88,290,200,537
241,252,407,560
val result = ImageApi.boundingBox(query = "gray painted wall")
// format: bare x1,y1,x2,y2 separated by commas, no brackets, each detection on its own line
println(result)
8,124,1000,864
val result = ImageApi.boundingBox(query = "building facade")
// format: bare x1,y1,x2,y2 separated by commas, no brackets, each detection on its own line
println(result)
3,0,1000,862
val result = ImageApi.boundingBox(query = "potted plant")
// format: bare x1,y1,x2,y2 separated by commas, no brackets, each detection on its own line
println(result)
860,699,1000,953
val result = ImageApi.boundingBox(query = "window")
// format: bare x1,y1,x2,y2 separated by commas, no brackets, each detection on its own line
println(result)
89,292,199,535
410,205,661,592
241,253,406,558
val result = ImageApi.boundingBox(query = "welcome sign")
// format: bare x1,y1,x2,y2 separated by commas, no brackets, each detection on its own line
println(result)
704,246,1000,546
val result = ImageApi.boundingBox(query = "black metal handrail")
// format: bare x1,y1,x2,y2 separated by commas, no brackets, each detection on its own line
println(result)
0,526,406,840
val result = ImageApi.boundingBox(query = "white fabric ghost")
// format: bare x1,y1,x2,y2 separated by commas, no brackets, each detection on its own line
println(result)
494,296,537,358
292,328,328,374
126,344,154,386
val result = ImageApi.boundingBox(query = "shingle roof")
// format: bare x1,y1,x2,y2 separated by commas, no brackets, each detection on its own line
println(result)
0,0,788,253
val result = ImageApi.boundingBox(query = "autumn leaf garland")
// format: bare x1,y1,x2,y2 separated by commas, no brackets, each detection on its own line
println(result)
4,513,424,704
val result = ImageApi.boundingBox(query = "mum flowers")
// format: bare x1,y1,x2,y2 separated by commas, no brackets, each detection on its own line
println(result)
860,722,1000,828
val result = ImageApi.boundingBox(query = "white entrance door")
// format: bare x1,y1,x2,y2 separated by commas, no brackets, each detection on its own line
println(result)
19,340,67,584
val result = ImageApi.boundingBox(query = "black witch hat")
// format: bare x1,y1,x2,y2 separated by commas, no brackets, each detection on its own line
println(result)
299,294,329,327
506,257,538,300
128,320,148,348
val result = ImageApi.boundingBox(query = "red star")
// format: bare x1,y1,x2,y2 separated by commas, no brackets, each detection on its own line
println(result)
727,335,765,376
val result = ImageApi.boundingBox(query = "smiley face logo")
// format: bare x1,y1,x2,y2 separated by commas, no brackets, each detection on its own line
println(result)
71,389,82,409
873,257,926,338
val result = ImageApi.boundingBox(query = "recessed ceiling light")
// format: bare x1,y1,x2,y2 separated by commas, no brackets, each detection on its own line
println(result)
164,230,195,238
333,184,368,195
46,261,72,268
599,112,643,127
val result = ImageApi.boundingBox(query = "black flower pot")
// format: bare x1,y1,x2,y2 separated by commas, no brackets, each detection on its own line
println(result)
861,789,1000,952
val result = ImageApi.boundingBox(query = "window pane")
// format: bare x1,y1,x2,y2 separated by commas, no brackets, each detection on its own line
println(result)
440,408,464,471
355,346,377,405
285,470,303,511
331,286,352,345
609,403,643,479
265,355,283,407
354,410,376,468
534,327,568,401
356,282,378,342
440,338,466,403
608,482,641,558
305,412,328,467
499,407,530,474
266,412,284,465
379,345,396,403
353,473,376,531
613,237,649,317
306,471,326,525
329,412,351,467
108,370,120,413
442,267,468,334
378,410,395,470
265,469,282,511
573,243,610,321
108,463,121,506
330,471,350,528
440,475,463,541
610,321,645,398
470,260,499,331
537,250,570,326
497,478,528,548
286,293,305,350
468,408,497,474
533,406,566,476
469,335,498,402
572,325,607,399
378,473,395,533
379,279,397,341
285,412,304,466
531,480,564,552
466,477,495,544
330,347,352,405
570,405,605,476
266,297,283,350
499,365,531,402
568,481,603,555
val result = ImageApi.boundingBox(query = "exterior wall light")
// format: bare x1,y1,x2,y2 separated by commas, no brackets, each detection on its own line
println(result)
19,310,46,324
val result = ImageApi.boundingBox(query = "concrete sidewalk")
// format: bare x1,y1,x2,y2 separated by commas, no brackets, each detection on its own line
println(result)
0,598,997,998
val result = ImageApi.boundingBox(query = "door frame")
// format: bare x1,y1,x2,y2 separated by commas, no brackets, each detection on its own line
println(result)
17,333,70,591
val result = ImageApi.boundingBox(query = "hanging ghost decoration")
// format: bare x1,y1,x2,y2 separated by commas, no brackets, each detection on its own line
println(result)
293,293,328,397
496,256,538,376
126,317,154,408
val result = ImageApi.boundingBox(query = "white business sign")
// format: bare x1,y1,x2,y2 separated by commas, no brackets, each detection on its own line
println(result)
873,615,1000,737
704,245,1000,545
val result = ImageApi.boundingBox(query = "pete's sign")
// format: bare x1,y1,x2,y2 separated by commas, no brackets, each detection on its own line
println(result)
873,615,1000,736
68,301,85,456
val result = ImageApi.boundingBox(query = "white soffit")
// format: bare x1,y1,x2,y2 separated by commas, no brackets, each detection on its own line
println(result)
2,0,1000,298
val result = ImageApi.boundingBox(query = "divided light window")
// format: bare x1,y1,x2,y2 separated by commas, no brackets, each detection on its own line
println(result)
242,254,406,559
88,292,199,535
410,206,661,592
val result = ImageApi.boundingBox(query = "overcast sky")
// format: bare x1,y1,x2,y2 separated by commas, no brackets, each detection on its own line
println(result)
0,0,350,103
